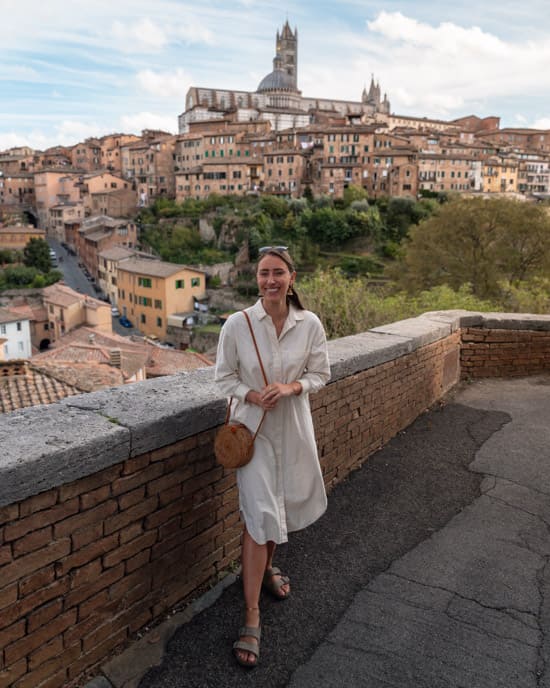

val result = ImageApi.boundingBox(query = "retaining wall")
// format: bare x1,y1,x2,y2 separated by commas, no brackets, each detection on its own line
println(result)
0,310,549,687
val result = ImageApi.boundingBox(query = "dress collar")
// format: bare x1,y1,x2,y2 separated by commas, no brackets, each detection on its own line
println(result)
250,299,304,325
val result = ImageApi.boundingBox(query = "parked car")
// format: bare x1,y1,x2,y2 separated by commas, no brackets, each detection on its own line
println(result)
111,307,120,317
119,315,132,328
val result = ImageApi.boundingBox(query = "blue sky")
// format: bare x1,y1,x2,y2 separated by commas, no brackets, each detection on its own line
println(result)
1,0,549,150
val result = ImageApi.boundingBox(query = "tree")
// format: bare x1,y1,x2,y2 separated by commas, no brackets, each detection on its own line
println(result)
23,238,51,273
343,184,368,206
393,197,550,298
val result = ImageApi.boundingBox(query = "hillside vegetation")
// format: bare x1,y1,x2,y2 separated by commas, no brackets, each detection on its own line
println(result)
138,192,550,339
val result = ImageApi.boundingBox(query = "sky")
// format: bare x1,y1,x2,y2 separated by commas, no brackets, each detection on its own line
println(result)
1,0,550,151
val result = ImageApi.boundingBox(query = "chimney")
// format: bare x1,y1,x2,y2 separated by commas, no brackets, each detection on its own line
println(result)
109,348,122,368
88,333,95,344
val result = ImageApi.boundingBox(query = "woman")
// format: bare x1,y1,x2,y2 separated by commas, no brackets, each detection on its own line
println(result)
215,247,331,668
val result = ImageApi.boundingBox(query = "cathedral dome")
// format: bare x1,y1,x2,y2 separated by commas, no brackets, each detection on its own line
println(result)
257,68,296,93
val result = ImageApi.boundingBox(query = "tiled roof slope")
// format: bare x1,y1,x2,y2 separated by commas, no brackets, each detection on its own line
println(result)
0,360,82,414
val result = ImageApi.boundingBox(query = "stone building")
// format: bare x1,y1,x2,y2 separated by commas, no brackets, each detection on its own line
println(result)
178,21,390,135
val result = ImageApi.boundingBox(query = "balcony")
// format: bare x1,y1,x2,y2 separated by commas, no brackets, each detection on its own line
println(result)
0,310,549,686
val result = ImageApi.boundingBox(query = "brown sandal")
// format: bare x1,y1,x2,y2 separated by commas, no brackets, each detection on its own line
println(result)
262,566,291,600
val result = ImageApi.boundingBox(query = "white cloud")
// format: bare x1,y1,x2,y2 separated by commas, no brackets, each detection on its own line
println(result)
136,68,191,98
111,18,169,53
0,65,40,81
352,11,550,118
531,117,550,129
174,23,214,45
120,112,177,135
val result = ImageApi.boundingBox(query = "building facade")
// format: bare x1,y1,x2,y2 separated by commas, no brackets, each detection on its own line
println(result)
116,258,206,340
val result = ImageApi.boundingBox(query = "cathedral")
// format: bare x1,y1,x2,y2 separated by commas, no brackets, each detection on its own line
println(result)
178,21,390,133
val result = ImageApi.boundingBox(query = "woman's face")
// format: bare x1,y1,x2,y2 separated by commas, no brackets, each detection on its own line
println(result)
257,253,295,307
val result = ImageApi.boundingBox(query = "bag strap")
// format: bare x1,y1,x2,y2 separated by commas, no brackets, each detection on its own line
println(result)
242,309,268,386
224,310,268,441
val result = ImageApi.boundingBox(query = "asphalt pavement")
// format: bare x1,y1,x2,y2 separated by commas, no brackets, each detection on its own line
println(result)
92,374,550,688
46,238,141,337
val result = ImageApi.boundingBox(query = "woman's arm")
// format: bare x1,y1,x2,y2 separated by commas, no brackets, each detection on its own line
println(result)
214,317,251,402
296,315,331,395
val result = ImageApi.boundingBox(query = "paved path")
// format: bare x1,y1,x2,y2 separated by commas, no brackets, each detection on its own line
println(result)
290,376,550,688
104,375,550,688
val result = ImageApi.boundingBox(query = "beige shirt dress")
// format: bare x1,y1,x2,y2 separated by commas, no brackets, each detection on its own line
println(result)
214,299,331,545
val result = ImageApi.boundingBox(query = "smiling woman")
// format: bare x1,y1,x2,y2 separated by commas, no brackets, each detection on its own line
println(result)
214,247,330,668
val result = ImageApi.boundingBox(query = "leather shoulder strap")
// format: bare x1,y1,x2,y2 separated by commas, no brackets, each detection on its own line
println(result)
242,310,269,386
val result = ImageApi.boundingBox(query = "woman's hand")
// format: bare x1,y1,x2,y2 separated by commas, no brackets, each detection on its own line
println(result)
246,382,302,410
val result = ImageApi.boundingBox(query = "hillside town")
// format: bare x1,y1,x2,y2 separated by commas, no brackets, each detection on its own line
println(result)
2,21,550,412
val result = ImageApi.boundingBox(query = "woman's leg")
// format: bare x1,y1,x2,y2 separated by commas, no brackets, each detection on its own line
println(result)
264,541,290,598
236,526,266,664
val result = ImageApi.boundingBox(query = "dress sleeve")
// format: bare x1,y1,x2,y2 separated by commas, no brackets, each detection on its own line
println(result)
296,315,331,395
214,316,252,402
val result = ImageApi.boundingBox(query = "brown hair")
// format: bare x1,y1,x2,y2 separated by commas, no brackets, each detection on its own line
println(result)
256,248,305,310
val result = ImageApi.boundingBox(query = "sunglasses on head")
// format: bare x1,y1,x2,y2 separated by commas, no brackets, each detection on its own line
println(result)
258,246,288,254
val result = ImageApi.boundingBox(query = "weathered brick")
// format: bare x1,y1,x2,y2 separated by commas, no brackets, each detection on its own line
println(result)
27,598,64,633
18,565,55,598
0,539,71,588
58,465,120,502
103,530,157,569
66,563,124,608
80,484,111,510
143,498,187,531
117,486,146,511
0,504,19,528
0,578,70,632
158,483,182,507
104,496,158,536
72,521,103,550
0,658,27,688
0,544,12,567
4,499,78,541
122,453,150,475
125,548,151,574
150,435,197,463
111,463,164,497
13,643,79,688
119,521,144,545
66,629,126,680
5,608,77,664
56,533,119,576
13,526,53,558
53,500,118,539
19,490,58,518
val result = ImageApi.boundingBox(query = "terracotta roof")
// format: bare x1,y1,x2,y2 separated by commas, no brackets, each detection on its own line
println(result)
42,283,84,308
0,360,82,414
35,326,212,378
0,307,27,324
31,360,126,392
117,258,202,278
98,246,136,261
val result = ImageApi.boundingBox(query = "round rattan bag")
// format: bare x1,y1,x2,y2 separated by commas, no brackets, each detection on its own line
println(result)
214,422,255,469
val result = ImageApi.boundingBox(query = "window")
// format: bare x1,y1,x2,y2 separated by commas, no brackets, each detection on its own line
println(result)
138,277,152,288
138,297,152,306
17,322,22,331
18,342,24,352
191,277,200,287
156,317,162,327
140,314,146,324
154,299,162,309
175,279,185,289
0,325,5,335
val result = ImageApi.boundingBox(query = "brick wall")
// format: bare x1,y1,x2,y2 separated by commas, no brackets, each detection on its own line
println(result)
461,328,550,378
0,311,548,687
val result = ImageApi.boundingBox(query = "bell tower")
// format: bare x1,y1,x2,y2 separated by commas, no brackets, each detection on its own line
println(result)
276,21,298,90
